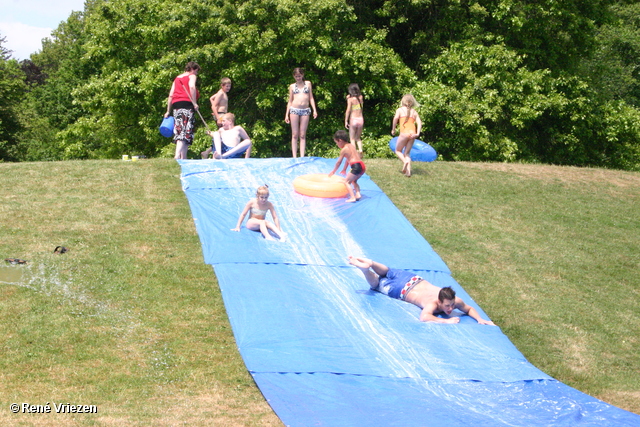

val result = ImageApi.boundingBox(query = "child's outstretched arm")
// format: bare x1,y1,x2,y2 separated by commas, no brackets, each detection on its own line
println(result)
340,148,350,175
231,201,252,231
329,152,346,177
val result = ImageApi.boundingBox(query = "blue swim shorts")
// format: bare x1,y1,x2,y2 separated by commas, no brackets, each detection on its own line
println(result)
377,269,423,300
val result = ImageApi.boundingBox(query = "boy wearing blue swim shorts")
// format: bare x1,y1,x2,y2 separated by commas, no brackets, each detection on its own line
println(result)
348,256,495,325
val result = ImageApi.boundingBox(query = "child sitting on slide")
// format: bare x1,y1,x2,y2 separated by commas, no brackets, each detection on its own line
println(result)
232,185,286,241
328,130,366,203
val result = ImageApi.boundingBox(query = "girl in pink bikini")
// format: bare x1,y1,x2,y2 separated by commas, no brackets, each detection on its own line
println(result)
344,83,364,158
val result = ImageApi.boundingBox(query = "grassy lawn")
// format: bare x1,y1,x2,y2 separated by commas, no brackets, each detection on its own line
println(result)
0,158,638,425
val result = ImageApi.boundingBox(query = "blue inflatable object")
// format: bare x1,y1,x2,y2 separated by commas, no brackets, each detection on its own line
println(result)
159,116,175,138
389,137,437,162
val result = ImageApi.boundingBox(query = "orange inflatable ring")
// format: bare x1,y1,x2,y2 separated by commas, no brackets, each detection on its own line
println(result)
293,174,349,198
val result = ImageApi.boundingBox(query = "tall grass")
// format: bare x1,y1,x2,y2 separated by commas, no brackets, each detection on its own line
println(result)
0,158,637,426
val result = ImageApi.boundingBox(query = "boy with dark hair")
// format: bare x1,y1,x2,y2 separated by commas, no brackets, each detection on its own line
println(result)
328,130,366,203
348,256,495,325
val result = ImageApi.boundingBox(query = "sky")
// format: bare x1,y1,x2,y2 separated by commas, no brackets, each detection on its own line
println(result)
0,0,86,60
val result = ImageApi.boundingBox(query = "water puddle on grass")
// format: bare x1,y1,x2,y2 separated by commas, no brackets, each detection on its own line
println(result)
0,266,27,284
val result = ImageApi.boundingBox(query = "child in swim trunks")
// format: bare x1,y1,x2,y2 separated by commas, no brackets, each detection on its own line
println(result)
202,77,232,158
328,130,366,203
232,185,286,241
348,256,495,325
205,113,252,159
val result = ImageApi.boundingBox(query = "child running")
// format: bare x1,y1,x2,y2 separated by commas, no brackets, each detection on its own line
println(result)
391,94,422,177
328,130,366,203
232,185,286,241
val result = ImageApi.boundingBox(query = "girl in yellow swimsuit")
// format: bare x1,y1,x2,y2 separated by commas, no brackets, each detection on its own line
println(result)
391,94,422,177
345,83,364,157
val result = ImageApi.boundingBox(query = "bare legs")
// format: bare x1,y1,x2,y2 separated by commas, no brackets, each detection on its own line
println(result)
290,114,310,158
348,256,390,288
212,140,252,159
394,134,416,177
246,218,286,241
349,121,364,157
343,173,362,203
174,141,189,159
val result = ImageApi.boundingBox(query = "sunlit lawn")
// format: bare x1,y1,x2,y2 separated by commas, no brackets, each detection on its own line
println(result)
0,158,637,426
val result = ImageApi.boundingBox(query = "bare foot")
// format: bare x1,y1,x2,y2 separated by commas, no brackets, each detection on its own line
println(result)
402,161,408,174
213,152,222,159
201,151,208,159
355,191,361,200
348,256,372,269
346,197,357,203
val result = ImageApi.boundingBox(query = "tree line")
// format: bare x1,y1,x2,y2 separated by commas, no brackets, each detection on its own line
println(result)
1,0,639,170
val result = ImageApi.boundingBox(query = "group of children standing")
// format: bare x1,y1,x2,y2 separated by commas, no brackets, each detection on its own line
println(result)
166,63,423,178
227,67,424,239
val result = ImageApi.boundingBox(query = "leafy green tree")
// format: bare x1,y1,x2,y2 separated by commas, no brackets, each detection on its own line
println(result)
579,2,640,107
415,41,569,162
11,0,640,169
0,34,26,161
56,0,414,159
415,40,640,169
485,0,614,72
14,11,95,161
349,0,614,74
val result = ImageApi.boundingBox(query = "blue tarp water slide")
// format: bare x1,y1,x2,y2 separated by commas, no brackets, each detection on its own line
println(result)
178,158,639,426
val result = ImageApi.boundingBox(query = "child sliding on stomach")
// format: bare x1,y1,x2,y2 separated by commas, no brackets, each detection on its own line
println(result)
232,185,286,241
328,130,366,203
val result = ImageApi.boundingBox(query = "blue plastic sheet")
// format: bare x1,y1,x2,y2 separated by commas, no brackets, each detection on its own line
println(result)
179,158,640,426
